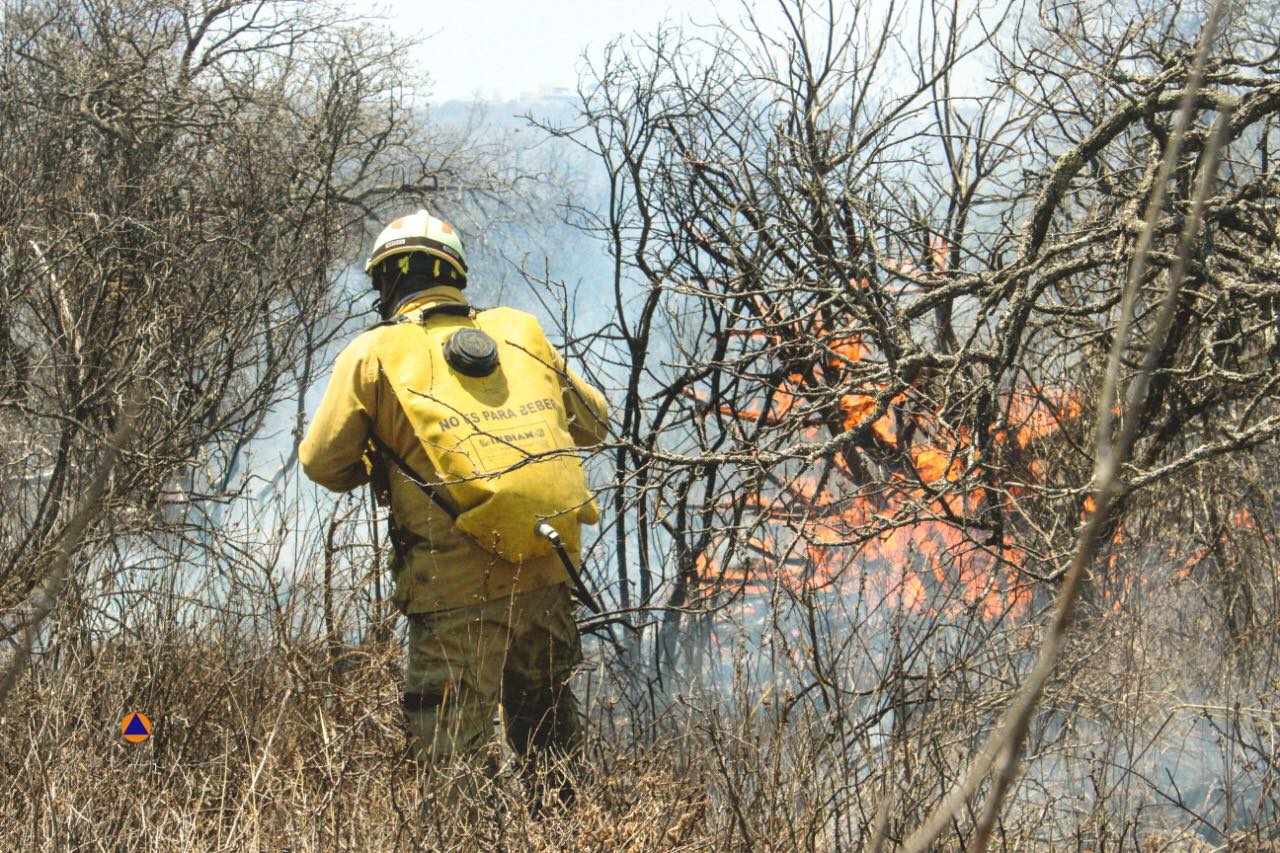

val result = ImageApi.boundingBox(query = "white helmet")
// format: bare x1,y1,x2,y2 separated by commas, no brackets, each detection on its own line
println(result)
364,209,468,281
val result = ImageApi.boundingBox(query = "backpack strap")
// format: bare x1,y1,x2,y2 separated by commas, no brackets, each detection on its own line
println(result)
366,301,482,332
414,302,476,323
368,432,460,521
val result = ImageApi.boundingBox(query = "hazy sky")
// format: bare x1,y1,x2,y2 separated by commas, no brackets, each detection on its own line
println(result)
370,0,727,102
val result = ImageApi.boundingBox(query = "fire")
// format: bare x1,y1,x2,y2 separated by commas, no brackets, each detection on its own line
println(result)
1171,507,1259,581
684,268,1082,622
995,389,1084,448
694,428,1038,620
839,392,900,445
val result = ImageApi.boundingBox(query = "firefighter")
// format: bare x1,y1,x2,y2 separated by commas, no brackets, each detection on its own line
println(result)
299,210,609,807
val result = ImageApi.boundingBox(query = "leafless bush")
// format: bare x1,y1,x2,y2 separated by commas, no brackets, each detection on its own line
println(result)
534,0,1280,845
0,0,514,630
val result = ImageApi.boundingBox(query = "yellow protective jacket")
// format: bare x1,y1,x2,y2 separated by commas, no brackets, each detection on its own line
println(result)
299,286,609,613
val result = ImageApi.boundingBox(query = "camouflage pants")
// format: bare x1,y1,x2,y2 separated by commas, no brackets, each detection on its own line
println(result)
403,582,583,786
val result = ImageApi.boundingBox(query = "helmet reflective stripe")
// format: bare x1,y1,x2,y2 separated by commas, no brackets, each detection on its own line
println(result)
394,253,461,280
364,210,467,278
370,235,467,274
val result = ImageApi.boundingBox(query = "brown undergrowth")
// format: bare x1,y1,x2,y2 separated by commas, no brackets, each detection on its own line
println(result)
0,628,719,852
3,584,1276,852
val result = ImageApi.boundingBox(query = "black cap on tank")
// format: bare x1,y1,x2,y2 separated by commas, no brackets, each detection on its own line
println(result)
444,328,500,377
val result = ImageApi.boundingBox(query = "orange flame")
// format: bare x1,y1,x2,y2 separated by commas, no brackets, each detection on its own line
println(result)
685,302,1092,621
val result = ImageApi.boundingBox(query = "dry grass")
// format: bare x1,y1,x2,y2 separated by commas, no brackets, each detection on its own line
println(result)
3,574,1276,852
0,627,722,852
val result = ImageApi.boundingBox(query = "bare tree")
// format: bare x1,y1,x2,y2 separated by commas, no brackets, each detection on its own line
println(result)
0,0,517,635
537,0,1280,843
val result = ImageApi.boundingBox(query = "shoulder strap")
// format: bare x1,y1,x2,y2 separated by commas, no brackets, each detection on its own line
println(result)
368,432,460,521
416,302,476,323
366,301,482,332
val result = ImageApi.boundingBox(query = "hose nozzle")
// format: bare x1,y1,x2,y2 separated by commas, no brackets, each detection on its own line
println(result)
534,521,561,544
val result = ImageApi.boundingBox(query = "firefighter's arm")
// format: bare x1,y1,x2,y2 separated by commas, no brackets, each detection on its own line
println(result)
299,338,377,492
551,345,610,447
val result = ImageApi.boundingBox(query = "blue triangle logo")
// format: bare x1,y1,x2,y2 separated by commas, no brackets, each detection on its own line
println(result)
124,714,149,736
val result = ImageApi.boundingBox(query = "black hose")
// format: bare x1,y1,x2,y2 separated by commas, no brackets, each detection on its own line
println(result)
534,522,603,616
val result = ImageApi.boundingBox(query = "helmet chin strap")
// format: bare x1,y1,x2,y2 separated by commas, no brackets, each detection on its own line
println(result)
376,269,419,318
377,274,399,319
